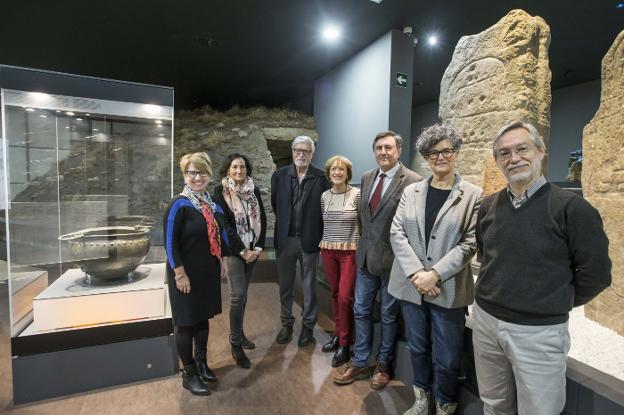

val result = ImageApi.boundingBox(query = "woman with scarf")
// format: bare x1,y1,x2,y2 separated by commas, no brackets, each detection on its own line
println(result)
213,153,267,369
164,152,231,396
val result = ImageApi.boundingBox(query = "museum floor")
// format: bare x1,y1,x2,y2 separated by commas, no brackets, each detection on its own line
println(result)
0,280,413,414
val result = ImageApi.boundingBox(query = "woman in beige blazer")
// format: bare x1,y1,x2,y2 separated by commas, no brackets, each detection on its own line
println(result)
389,124,483,415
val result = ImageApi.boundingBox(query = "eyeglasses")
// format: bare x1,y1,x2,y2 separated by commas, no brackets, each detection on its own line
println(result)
186,170,209,178
293,148,311,156
496,144,531,161
425,148,455,161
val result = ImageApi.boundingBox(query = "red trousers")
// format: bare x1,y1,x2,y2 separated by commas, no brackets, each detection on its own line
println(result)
320,249,356,346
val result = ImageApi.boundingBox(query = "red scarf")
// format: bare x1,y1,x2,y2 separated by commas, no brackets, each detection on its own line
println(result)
202,204,222,261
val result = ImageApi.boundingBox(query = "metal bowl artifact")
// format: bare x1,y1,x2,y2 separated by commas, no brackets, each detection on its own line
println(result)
59,226,151,280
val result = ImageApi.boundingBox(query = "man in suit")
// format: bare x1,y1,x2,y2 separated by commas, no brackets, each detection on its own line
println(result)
271,136,330,347
334,130,421,389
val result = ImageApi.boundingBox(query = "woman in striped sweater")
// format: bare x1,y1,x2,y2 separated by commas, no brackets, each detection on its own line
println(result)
319,155,362,367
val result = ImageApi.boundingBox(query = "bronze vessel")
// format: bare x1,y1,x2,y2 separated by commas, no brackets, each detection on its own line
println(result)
59,225,151,280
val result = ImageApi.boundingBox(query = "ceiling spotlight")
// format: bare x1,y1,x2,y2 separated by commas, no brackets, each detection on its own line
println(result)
427,35,438,46
66,111,75,116
322,26,341,42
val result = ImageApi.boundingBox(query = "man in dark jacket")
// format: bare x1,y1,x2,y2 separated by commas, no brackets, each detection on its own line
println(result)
473,121,611,415
271,135,330,347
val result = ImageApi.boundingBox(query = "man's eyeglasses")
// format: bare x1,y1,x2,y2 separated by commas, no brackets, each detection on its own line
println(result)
496,144,531,161
186,170,209,178
292,148,311,156
425,148,455,161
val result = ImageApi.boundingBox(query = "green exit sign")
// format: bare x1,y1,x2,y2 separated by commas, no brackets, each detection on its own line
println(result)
396,72,408,88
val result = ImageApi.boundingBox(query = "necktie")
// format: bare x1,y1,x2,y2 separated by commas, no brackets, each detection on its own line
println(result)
369,173,386,215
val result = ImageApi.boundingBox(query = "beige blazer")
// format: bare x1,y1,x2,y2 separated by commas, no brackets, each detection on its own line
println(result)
388,173,483,308
356,164,422,277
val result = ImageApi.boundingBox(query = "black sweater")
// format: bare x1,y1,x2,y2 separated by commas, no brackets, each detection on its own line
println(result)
475,183,611,325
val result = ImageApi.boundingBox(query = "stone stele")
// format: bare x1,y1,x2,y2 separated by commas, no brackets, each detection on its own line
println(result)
439,9,551,190
582,30,624,336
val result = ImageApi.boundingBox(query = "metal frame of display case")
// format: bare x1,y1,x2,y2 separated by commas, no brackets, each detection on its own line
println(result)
0,65,177,404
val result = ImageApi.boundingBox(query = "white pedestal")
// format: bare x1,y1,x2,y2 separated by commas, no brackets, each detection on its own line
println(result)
31,263,167,333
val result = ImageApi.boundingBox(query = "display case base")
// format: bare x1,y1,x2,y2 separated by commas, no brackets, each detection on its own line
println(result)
12,333,178,404
31,263,166,333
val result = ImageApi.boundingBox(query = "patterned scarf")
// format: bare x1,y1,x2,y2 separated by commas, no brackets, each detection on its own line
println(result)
221,176,262,249
181,184,221,260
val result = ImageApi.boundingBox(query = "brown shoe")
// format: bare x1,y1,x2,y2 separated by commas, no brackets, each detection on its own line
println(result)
370,362,391,390
333,361,370,385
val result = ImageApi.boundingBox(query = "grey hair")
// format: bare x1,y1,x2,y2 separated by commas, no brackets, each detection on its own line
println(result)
416,123,463,157
372,131,403,151
492,121,544,158
291,135,315,153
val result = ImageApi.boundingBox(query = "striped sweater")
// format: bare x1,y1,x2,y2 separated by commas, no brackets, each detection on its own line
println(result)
319,187,362,250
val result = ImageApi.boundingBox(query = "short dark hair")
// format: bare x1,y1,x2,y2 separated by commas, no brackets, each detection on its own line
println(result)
219,153,253,178
372,130,402,151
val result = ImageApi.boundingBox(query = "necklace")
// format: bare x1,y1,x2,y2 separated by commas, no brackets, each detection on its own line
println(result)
325,186,352,214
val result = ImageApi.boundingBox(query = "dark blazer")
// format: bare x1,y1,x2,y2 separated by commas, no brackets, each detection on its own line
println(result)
271,163,330,255
212,183,267,258
356,163,422,277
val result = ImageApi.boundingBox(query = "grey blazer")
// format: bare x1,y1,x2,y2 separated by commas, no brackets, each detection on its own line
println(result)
356,164,422,277
388,173,483,308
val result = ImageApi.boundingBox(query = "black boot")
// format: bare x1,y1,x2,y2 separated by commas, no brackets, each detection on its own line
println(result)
194,351,217,383
182,364,211,396
322,336,339,353
332,345,350,367
241,333,256,350
231,344,251,369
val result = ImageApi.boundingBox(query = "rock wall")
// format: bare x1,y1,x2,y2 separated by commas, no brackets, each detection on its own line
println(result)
175,106,317,236
582,31,624,336
439,9,551,190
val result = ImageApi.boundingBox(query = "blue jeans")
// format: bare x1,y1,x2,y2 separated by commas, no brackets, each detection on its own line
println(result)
401,299,466,405
352,267,399,368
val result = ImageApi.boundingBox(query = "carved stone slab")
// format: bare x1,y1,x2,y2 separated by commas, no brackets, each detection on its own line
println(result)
439,9,551,190
582,30,624,336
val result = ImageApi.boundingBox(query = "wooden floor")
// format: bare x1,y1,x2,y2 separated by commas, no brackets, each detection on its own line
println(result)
0,281,412,414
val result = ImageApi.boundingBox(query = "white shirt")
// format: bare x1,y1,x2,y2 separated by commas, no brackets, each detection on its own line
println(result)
368,162,401,202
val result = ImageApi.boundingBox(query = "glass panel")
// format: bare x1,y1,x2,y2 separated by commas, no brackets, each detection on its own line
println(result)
2,89,173,336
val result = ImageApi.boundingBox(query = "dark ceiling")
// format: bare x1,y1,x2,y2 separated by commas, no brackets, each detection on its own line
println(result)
1,0,622,112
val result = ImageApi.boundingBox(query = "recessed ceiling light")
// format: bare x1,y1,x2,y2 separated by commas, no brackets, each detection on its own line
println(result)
322,25,341,42
76,118,83,121
66,111,75,116
40,115,47,118
93,128,99,131
26,108,35,112
86,113,91,116
155,120,162,124
427,35,438,46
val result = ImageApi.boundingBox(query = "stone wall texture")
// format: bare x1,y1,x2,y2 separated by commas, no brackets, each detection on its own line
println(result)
175,106,317,236
582,30,624,336
439,9,551,190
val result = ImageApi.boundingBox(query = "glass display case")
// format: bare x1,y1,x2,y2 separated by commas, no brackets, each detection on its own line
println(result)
0,65,177,403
